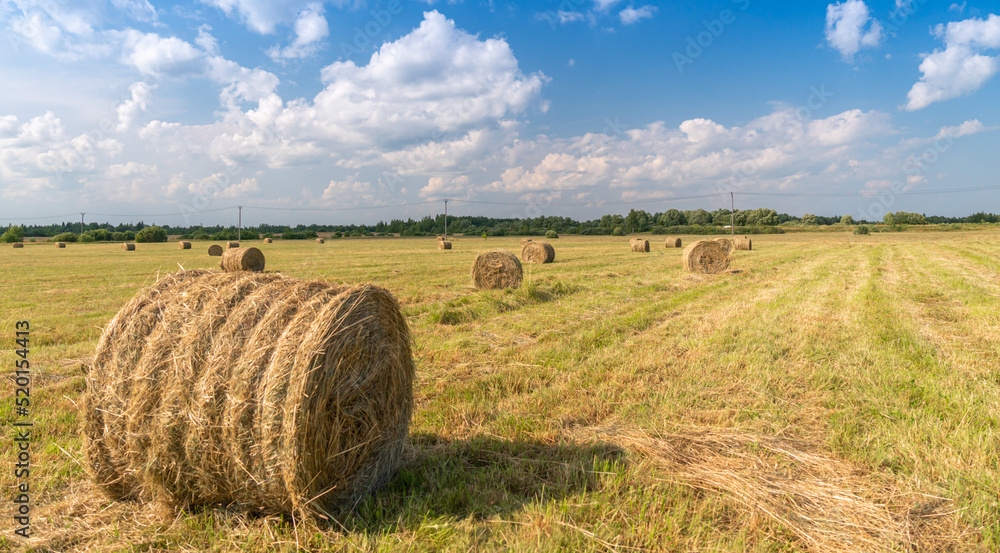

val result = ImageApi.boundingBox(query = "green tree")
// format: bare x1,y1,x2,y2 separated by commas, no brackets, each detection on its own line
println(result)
800,213,818,225
612,226,624,236
0,225,25,243
657,209,686,226
840,215,855,225
135,225,167,243
685,209,712,225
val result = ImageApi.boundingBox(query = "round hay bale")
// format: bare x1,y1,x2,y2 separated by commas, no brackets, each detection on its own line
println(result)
521,241,555,264
438,240,452,250
263,238,273,244
682,240,731,274
316,238,325,244
81,270,414,518
227,241,240,249
208,245,223,256
520,238,533,246
664,237,682,248
735,236,752,251
713,238,733,254
220,247,265,272
55,242,66,248
630,238,650,252
178,241,192,250
122,243,136,251
436,236,444,241
471,249,523,290
13,242,24,249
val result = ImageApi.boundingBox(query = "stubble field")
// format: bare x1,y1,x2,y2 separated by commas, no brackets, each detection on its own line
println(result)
1,231,998,552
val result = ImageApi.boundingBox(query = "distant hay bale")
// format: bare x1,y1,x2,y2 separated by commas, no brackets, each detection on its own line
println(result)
219,247,265,272
121,243,135,252
263,238,273,243
682,240,730,274
81,270,414,519
630,238,650,252
471,249,523,290
178,241,192,250
664,237,682,248
714,238,734,253
438,240,452,250
316,238,325,244
55,242,66,248
735,236,752,251
436,236,444,241
520,238,533,246
227,241,240,249
521,241,555,264
208,245,223,256
13,242,24,249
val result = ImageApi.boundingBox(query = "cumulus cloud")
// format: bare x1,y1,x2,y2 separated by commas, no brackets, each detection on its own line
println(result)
904,14,1000,111
593,0,624,12
268,3,329,60
116,82,155,132
619,5,657,25
111,0,158,23
200,0,341,34
825,0,883,60
118,30,203,77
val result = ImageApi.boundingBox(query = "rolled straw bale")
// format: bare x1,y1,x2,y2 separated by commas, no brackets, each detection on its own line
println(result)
682,240,730,274
664,237,682,248
263,238,273,243
178,241,192,250
436,236,444,241
208,245,223,256
438,240,452,250
713,238,733,254
56,242,66,248
316,238,325,244
520,238,533,246
13,242,24,248
472,249,522,290
121,243,135,251
630,238,650,252
521,241,555,264
81,269,414,518
220,247,265,272
735,236,752,251
227,241,240,249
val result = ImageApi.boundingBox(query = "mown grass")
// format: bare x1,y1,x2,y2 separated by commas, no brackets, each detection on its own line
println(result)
1,233,998,551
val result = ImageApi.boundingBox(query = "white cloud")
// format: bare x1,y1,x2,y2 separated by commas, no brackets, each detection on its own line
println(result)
111,0,158,23
200,0,332,34
268,3,329,60
904,14,1000,111
0,112,122,186
118,30,203,77
825,0,883,60
116,82,155,132
594,0,624,12
82,162,160,202
949,3,966,14
619,5,657,25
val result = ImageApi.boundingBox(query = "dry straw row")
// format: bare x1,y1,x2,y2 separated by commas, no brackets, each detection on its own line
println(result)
81,270,415,519
521,241,555,264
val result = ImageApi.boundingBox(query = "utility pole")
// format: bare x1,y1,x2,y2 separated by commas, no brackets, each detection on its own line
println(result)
238,205,242,241
80,212,85,236
443,199,448,240
730,192,735,238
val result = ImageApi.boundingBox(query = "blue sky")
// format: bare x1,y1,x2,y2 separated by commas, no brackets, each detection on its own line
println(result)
1,0,998,227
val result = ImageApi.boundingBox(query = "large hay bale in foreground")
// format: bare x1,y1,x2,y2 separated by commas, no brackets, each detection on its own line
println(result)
714,238,733,254
55,242,66,248
263,238,273,244
472,250,523,290
81,270,414,519
735,236,752,251
664,237,682,248
682,240,730,274
220,247,265,272
227,241,240,249
122,243,135,251
522,241,555,264
178,241,192,250
438,240,452,250
630,238,650,252
12,242,23,249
